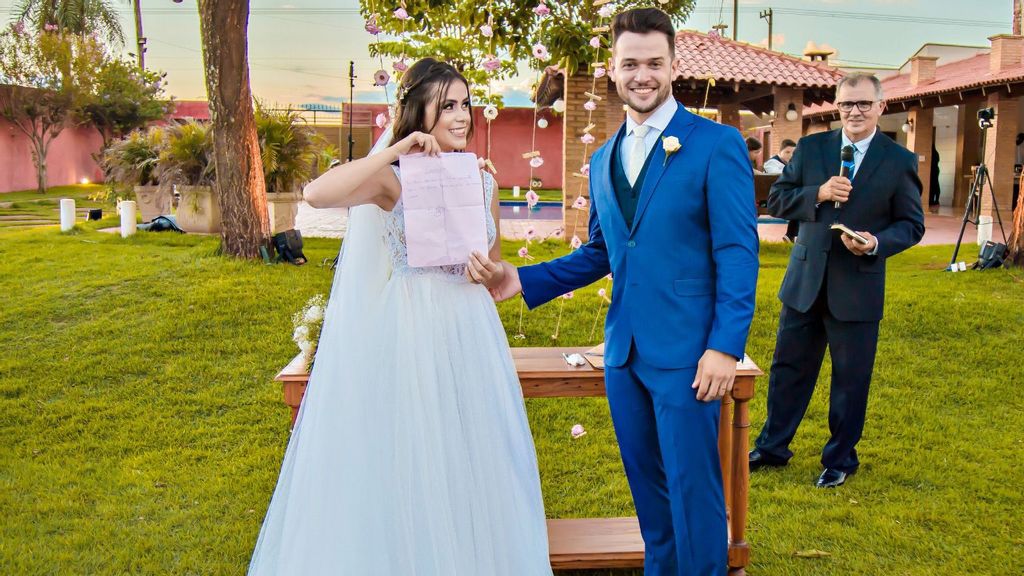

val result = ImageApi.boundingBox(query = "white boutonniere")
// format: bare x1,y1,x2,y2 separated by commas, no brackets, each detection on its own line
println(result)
662,135,681,166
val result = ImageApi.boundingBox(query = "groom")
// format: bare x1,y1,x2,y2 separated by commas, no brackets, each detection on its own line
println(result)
469,8,758,575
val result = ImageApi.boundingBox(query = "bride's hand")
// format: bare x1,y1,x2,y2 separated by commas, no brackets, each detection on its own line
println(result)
391,131,441,158
466,251,504,287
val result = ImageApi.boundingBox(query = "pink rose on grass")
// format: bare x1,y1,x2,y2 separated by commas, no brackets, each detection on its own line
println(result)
529,156,544,168
581,133,595,145
393,59,408,72
571,424,587,439
518,246,530,258
393,7,409,20
480,24,493,38
483,55,501,72
570,235,582,249
532,43,549,61
589,36,601,49
598,288,607,298
580,163,590,176
584,100,597,112
533,2,550,17
562,291,575,300
594,67,607,79
572,196,588,210
525,190,540,207
364,14,381,35
373,70,390,86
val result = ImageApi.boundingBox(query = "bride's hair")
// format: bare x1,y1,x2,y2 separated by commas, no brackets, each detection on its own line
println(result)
392,58,475,145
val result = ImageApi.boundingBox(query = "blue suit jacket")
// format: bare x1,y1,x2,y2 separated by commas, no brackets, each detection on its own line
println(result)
519,105,759,369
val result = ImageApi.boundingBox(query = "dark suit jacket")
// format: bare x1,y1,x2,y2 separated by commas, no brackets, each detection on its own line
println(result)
768,129,925,322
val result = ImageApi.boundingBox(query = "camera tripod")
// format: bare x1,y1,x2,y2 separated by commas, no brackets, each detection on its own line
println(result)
948,117,1007,270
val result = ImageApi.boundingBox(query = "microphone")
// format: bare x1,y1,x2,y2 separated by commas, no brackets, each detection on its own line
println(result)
836,145,855,210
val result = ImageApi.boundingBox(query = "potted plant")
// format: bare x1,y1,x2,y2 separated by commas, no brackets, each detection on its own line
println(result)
154,120,218,233
256,104,324,233
101,126,170,223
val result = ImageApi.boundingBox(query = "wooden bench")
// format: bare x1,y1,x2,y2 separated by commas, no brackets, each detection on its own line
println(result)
276,347,761,575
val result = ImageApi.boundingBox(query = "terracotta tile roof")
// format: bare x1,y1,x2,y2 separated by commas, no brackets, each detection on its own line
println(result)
674,30,843,89
806,53,1024,117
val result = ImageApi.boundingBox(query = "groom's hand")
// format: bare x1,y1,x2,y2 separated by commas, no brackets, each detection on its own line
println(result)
467,254,522,302
692,349,737,402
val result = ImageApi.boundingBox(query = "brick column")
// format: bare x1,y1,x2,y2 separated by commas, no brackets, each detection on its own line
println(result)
980,92,1017,228
718,103,742,131
771,86,804,155
605,78,625,138
954,99,983,208
562,71,608,243
905,107,934,211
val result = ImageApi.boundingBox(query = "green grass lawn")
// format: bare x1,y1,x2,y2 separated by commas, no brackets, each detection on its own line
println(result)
499,187,564,203
1,221,1022,575
0,185,112,230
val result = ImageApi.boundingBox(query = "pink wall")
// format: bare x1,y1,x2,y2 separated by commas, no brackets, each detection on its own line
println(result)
1,100,567,194
0,118,104,193
367,104,565,190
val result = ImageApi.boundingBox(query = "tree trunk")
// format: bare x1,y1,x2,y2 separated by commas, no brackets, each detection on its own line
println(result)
1008,187,1024,266
197,0,270,259
31,137,47,194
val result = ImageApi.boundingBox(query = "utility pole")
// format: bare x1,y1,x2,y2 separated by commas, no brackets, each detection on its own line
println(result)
760,8,774,51
1015,0,1022,36
347,61,355,163
133,0,146,69
733,0,738,40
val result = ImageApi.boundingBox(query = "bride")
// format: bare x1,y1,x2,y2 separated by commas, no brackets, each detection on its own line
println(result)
247,58,553,575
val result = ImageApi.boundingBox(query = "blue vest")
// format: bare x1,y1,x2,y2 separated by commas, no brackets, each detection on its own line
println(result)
610,130,658,230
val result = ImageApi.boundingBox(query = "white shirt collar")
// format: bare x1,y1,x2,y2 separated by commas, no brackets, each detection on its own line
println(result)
625,97,678,137
842,127,876,155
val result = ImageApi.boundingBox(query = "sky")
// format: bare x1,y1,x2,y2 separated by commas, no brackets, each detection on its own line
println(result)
0,0,1013,110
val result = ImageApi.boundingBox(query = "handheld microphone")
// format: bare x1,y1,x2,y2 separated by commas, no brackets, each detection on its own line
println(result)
836,145,855,210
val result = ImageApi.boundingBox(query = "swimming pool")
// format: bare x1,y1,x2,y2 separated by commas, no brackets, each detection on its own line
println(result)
499,201,563,220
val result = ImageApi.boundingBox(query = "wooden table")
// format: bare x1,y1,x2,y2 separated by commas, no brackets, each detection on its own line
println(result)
275,347,761,575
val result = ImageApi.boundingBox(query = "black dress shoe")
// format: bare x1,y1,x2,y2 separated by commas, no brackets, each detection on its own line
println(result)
748,449,787,471
815,467,856,488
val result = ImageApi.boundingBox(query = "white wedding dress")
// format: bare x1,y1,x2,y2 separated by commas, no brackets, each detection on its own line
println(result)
248,164,553,575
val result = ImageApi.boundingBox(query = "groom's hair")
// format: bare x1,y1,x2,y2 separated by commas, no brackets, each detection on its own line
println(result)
612,8,675,56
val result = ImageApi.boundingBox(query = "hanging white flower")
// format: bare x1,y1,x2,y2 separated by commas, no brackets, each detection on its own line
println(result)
483,104,499,120
304,305,324,324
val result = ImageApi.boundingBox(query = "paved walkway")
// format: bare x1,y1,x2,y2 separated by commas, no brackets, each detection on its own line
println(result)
757,208,994,247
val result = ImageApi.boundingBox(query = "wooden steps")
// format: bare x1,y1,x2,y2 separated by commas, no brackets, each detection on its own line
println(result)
547,517,644,570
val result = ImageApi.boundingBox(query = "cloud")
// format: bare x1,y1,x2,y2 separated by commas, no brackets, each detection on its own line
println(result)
757,34,787,49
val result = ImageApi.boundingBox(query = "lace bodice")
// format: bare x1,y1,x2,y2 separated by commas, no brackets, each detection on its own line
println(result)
383,165,497,279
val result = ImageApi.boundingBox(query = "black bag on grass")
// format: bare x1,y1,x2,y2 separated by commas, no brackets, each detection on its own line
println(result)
273,229,307,265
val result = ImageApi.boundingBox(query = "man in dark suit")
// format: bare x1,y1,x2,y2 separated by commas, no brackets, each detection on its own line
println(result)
749,73,925,488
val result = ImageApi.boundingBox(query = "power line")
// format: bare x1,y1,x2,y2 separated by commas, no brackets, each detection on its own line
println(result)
686,6,1004,29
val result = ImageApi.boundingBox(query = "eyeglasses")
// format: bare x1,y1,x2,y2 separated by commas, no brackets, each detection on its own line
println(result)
836,100,878,113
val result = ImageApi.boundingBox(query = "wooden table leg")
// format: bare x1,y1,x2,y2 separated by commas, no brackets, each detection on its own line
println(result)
719,394,734,528
727,388,751,572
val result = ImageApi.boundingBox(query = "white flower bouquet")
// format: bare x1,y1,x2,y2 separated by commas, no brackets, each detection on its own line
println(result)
292,294,326,370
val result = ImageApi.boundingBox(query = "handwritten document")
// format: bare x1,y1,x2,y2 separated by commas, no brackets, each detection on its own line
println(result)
399,152,488,267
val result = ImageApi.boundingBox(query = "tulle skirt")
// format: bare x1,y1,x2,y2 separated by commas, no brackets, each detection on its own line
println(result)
248,270,552,575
